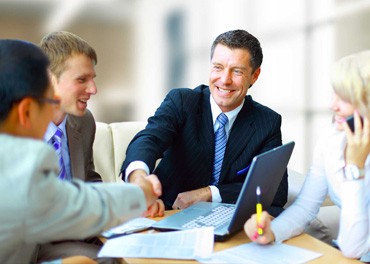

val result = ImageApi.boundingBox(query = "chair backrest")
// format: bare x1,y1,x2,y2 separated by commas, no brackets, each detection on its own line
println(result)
94,122,114,182
93,121,146,182
110,121,147,179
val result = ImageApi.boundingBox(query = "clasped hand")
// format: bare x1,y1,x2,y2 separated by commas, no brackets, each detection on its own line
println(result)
128,170,165,217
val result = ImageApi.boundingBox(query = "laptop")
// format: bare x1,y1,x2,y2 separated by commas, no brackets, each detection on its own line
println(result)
152,141,295,241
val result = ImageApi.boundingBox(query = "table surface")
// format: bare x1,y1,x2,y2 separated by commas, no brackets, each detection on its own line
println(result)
110,211,361,264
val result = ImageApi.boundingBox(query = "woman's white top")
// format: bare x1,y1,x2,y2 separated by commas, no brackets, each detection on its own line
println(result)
271,124,370,259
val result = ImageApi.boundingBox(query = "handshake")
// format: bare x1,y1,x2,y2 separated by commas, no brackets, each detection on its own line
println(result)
128,169,165,217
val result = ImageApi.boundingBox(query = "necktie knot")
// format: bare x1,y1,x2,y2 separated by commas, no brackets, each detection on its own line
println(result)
51,128,63,150
51,128,66,180
217,113,228,127
53,128,63,141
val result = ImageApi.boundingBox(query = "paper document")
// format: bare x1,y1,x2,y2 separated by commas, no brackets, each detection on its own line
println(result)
101,217,156,238
98,227,214,259
197,242,322,264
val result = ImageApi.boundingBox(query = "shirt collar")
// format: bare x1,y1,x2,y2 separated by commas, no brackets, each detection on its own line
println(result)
210,95,244,130
44,115,68,143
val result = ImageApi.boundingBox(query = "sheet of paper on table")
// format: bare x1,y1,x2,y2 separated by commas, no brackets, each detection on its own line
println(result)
98,226,214,260
197,242,322,264
101,217,156,238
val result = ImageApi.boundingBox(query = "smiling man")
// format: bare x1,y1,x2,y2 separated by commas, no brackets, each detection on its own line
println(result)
40,31,100,183
37,31,113,264
0,39,161,264
121,29,288,216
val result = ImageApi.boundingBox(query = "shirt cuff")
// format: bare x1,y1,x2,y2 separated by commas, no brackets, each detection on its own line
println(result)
125,161,150,182
209,185,222,202
270,222,283,244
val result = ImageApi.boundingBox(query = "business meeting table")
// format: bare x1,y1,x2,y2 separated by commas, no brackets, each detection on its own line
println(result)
106,210,361,264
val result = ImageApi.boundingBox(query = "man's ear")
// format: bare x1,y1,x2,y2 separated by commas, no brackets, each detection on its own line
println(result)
17,98,33,128
251,67,261,84
49,72,58,89
49,73,63,99
248,67,261,88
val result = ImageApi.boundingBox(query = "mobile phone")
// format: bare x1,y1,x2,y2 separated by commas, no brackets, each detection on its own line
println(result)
346,115,363,132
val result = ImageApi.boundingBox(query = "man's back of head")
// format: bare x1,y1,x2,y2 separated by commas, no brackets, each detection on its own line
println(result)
0,39,50,124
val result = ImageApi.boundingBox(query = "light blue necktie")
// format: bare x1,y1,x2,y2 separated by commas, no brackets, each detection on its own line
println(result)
211,113,228,185
51,128,66,180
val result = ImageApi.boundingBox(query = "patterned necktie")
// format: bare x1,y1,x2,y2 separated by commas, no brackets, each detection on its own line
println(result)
211,113,228,185
51,128,66,180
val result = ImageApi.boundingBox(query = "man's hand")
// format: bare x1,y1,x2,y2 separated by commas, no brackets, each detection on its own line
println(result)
244,211,275,244
143,199,165,217
172,187,212,210
128,169,162,212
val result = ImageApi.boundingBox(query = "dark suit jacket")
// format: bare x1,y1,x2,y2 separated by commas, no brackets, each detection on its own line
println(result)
66,109,102,182
121,85,288,216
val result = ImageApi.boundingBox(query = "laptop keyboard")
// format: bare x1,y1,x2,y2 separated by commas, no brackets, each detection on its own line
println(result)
182,205,235,229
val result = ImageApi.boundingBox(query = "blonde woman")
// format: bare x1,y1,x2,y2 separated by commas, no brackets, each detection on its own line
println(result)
244,50,370,261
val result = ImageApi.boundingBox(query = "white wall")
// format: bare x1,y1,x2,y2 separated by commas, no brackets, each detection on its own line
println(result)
0,0,369,173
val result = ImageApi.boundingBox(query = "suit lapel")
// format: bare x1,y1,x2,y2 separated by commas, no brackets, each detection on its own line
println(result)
198,88,214,171
220,97,255,181
66,116,85,180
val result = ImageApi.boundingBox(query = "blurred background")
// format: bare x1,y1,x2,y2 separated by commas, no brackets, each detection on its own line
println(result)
1,0,369,174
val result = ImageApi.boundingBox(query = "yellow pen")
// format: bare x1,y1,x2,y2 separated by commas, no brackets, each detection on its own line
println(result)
256,186,263,236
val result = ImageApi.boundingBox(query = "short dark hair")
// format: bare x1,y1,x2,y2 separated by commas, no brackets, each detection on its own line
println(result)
210,29,263,72
0,39,50,123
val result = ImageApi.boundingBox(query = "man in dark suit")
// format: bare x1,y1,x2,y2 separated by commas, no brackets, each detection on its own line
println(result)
121,29,288,217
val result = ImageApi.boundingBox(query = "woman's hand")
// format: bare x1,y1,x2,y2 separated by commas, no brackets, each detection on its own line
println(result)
342,111,370,168
244,211,275,244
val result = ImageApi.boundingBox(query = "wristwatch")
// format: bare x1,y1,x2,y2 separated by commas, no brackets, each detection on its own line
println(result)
344,164,365,180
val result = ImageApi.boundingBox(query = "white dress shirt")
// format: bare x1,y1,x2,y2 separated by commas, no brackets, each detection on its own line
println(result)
271,124,370,260
125,95,244,203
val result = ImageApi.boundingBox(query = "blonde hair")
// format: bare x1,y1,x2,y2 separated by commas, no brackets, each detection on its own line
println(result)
40,31,97,79
332,50,370,117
